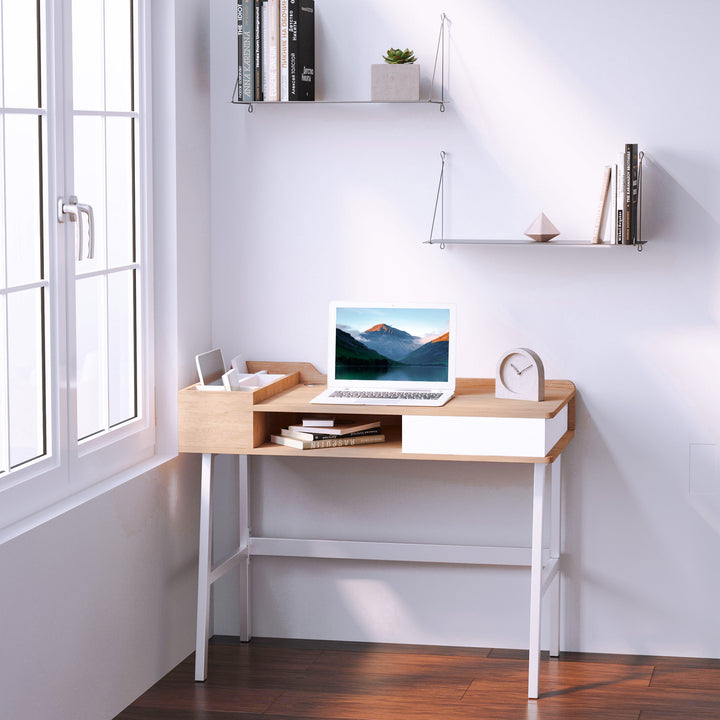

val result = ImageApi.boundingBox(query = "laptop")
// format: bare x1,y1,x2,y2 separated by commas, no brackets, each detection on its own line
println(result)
311,302,456,407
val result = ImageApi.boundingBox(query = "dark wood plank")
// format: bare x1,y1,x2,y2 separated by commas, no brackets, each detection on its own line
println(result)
115,637,720,720
650,666,720,691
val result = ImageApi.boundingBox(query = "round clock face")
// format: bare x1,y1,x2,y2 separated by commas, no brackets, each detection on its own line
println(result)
495,348,545,401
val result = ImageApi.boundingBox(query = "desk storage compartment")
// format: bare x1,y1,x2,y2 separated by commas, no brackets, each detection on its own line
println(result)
402,406,568,458
178,371,299,454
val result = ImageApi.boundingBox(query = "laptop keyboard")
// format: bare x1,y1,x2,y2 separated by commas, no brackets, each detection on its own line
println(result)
329,390,443,400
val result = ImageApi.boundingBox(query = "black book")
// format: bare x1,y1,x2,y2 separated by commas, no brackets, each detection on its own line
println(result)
294,0,314,101
622,145,632,245
627,143,639,244
253,0,263,101
287,0,299,99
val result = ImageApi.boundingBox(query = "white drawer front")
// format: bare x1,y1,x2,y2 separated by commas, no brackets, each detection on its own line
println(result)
402,406,568,457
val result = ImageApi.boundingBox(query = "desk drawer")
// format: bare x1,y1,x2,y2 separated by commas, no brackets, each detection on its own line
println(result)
402,406,568,458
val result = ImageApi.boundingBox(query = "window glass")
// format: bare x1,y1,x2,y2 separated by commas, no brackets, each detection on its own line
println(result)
107,270,137,427
4,115,43,287
2,0,40,108
105,117,135,267
71,0,104,111
7,288,45,467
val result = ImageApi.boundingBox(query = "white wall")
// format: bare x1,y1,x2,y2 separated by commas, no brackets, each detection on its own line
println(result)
0,1,213,718
209,0,720,658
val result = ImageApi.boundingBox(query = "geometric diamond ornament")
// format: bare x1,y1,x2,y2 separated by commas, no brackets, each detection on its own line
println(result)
524,212,560,242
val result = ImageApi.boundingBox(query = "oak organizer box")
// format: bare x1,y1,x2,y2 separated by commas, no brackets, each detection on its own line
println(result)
178,361,576,699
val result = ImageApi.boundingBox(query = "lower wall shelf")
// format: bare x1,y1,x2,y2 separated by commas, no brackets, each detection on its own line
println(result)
425,239,646,247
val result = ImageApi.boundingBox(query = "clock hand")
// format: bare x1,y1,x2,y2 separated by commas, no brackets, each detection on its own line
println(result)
510,363,521,374
517,364,534,374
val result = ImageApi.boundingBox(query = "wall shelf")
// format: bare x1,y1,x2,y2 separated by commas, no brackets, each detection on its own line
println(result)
424,239,648,248
233,13,448,112
428,150,646,251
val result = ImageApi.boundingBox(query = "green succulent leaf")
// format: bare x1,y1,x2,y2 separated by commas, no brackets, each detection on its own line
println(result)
383,47,417,64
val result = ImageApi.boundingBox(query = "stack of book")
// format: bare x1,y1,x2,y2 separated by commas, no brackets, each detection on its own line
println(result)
237,0,315,102
593,143,640,245
270,418,386,450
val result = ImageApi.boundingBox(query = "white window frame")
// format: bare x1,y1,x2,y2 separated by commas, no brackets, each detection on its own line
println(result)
0,0,170,538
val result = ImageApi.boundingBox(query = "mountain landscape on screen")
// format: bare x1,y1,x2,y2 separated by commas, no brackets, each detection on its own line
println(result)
335,324,449,371
359,324,419,361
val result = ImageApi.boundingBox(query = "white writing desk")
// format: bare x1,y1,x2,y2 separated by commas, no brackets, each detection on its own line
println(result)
178,362,576,699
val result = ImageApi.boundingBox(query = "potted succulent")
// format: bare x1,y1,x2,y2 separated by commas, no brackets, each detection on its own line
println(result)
371,47,420,102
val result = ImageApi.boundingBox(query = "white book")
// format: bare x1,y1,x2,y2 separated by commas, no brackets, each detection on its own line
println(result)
266,0,280,101
279,0,289,100
615,152,625,244
606,163,618,244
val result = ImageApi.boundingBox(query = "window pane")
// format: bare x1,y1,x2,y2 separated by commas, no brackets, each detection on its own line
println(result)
7,288,46,467
76,275,106,440
108,270,137,426
73,115,106,272
0,116,5,289
72,0,104,111
106,117,134,266
105,0,133,112
0,295,7,473
4,114,43,287
2,0,40,108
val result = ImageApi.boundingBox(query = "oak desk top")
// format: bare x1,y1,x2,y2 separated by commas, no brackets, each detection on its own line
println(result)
178,361,575,463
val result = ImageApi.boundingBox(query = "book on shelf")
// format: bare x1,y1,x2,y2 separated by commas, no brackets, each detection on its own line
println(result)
265,0,280,101
626,143,639,244
241,0,254,101
592,165,612,244
270,433,386,450
623,145,632,244
287,420,381,436
237,0,313,103
294,0,314,100
279,0,289,100
237,1,244,100
287,0,299,99
608,162,618,243
261,0,269,99
281,427,383,442
253,0,263,100
301,416,335,427
615,151,625,244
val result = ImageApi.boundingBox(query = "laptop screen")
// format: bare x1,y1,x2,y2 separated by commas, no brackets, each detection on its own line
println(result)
328,302,456,390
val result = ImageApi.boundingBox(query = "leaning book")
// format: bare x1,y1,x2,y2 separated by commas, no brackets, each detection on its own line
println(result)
270,433,386,450
287,420,381,436
281,427,382,442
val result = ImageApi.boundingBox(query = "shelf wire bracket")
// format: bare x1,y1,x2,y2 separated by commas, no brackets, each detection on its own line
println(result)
635,151,644,251
232,77,254,112
429,13,447,111
429,150,446,248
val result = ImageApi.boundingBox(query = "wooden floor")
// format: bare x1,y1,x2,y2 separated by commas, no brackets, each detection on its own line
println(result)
115,636,720,720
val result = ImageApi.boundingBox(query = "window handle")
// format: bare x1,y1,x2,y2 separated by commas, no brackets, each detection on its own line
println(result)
77,202,95,259
58,195,95,260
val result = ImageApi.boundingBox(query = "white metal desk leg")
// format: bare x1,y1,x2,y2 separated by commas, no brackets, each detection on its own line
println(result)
528,462,547,699
195,453,214,682
238,454,251,641
549,455,562,658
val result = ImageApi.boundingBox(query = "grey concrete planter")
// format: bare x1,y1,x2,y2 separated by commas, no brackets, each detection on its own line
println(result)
370,64,420,102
